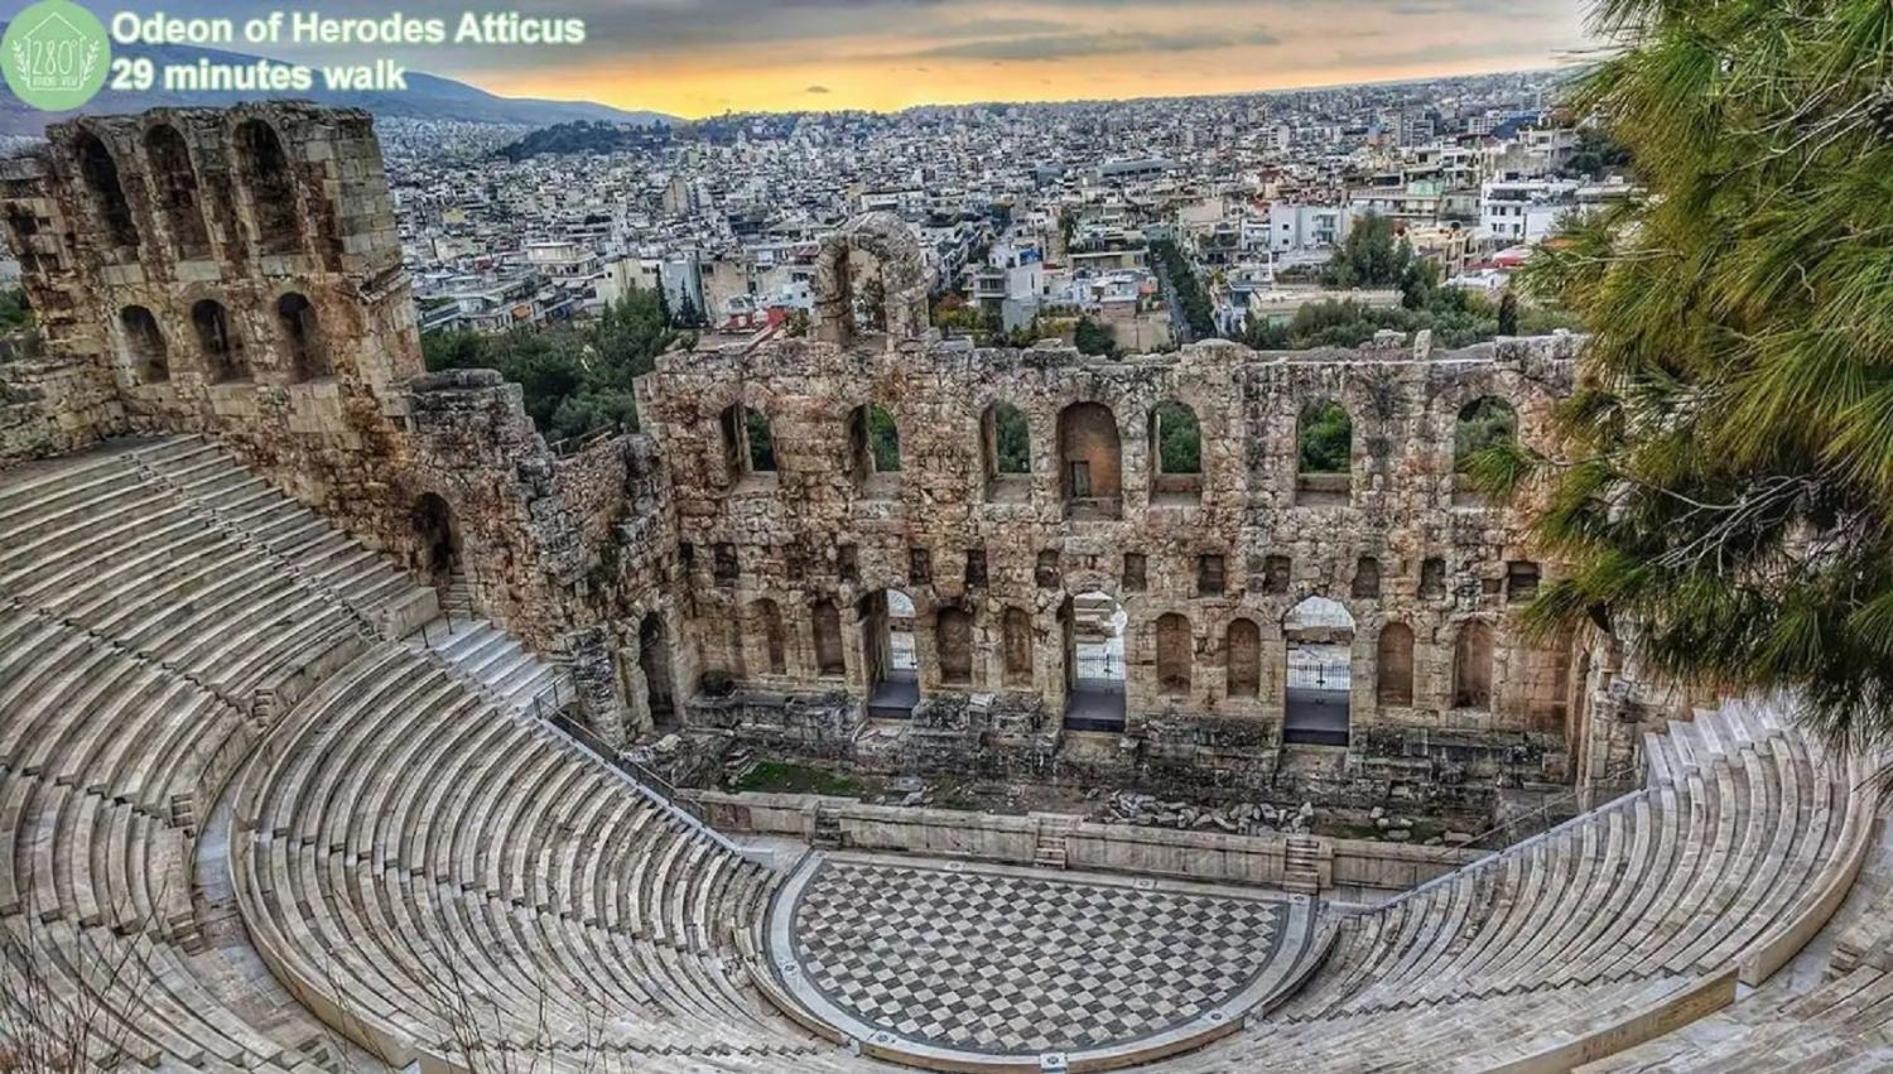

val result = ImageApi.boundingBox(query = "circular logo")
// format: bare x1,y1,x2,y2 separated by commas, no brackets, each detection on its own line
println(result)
1,1,111,111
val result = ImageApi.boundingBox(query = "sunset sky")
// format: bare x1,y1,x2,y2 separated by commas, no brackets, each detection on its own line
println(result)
19,1,1601,117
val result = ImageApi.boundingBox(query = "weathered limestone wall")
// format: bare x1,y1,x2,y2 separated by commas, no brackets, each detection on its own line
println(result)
688,789,1483,894
639,329,1581,777
0,104,662,745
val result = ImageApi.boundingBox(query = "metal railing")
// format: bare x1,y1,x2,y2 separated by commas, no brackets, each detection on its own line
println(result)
546,708,735,850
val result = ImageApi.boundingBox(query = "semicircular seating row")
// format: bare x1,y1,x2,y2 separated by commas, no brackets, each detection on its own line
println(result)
0,435,427,1070
1,434,1886,1073
751,701,1883,1072
230,640,841,1072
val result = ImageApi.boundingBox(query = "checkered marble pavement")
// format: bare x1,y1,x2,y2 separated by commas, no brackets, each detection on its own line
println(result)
786,858,1286,1056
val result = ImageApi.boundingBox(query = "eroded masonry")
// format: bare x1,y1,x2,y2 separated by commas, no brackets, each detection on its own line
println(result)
0,104,1687,824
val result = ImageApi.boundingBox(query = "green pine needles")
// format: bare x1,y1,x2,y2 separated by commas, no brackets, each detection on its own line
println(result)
1499,0,1893,750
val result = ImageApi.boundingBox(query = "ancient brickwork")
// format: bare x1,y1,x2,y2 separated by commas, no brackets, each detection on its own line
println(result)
0,104,667,744
637,228,1588,785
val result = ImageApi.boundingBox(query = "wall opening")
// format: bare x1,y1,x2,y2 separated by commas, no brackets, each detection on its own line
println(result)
1296,399,1353,506
1058,402,1122,520
1148,400,1202,505
1062,591,1126,730
749,599,787,675
1351,556,1382,599
276,292,328,382
411,493,459,591
74,131,138,254
1002,606,1034,689
144,123,209,260
847,403,901,498
1455,396,1518,506
936,605,973,686
720,403,776,484
118,306,168,384
1454,619,1495,709
1377,621,1415,706
1283,596,1354,747
236,119,302,254
1226,617,1261,699
1155,612,1193,696
192,299,248,383
812,598,846,676
638,613,676,727
862,588,919,717
981,402,1031,502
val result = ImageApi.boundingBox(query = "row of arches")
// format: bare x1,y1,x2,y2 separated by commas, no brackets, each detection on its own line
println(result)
716,395,1519,510
71,117,304,263
117,294,329,386
720,590,1502,737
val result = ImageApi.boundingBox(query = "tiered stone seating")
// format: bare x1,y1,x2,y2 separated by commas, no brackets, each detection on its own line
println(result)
0,438,445,1071
1121,700,1880,1072
231,642,837,1072
407,617,570,714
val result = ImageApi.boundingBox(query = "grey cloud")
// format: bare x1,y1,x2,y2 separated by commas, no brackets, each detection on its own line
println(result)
806,84,832,93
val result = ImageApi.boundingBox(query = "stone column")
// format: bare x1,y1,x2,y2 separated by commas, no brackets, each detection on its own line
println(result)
564,624,629,748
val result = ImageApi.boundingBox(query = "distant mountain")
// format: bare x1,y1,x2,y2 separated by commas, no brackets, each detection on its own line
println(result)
0,34,676,135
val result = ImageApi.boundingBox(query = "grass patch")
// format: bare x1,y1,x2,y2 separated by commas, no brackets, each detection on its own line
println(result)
730,761,871,798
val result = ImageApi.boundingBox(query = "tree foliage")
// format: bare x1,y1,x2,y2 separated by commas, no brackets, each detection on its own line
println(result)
992,404,1030,473
1503,0,1893,748
1299,401,1353,473
422,287,678,442
1152,401,1201,474
1149,238,1215,338
1074,315,1119,359
1321,212,1412,289
1240,291,1578,351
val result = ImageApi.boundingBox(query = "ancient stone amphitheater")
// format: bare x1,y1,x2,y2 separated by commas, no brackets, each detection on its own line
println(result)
1,104,1889,1073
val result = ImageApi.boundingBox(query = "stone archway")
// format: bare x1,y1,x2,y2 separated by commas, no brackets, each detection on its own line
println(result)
1283,596,1355,746
1061,591,1126,731
812,212,930,346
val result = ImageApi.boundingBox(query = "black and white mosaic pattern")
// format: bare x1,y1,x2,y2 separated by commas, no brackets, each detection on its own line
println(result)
789,860,1284,1055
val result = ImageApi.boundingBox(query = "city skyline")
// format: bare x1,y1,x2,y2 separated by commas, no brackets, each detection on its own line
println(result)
20,0,1601,117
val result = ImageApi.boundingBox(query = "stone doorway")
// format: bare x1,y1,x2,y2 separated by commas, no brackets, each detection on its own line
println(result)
862,589,918,717
1062,591,1126,731
411,493,459,592
1283,596,1354,747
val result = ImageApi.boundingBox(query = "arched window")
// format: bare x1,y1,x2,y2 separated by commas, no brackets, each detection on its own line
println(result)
936,605,973,685
1155,613,1192,694
1296,399,1352,506
720,403,776,483
981,402,1030,501
276,293,328,382
1002,607,1033,688
750,599,786,675
74,131,138,253
118,306,167,384
847,403,900,496
1377,622,1415,705
236,119,301,254
1454,396,1518,505
1148,400,1202,504
1226,618,1261,699
144,123,209,259
1058,402,1122,519
811,599,846,676
191,299,248,383
1454,620,1494,708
